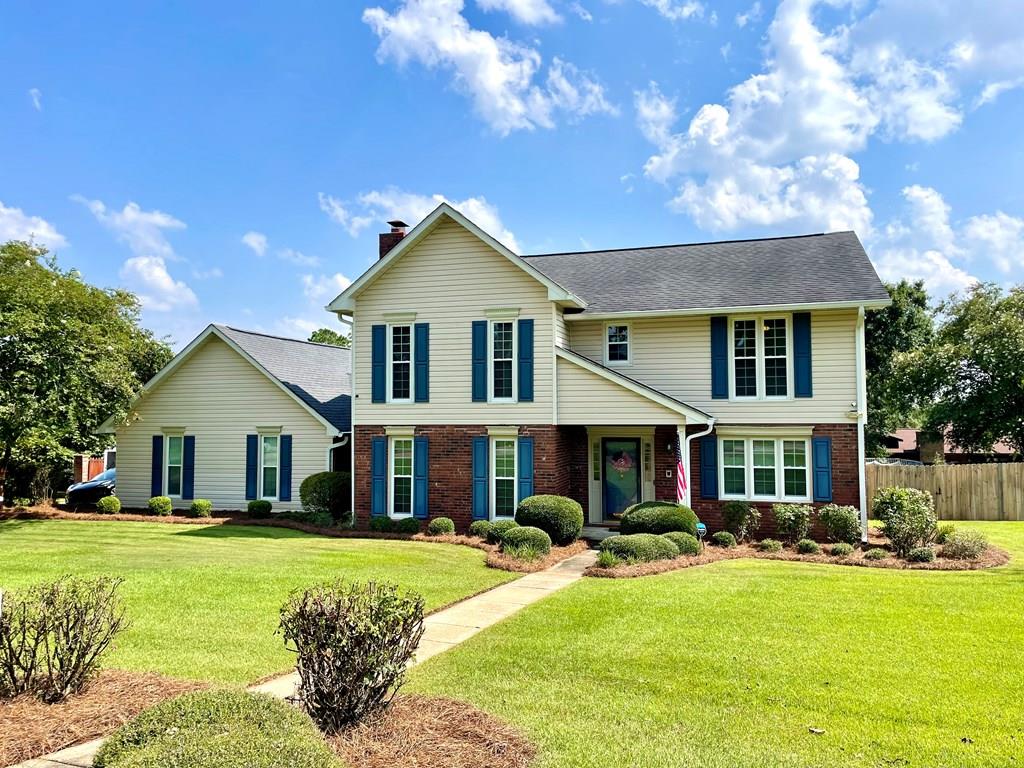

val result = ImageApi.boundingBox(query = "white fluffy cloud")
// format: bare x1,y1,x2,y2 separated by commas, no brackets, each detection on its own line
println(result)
277,248,321,267
0,201,66,249
735,1,762,27
275,272,354,340
476,0,560,25
318,192,374,237
639,0,704,21
962,211,1024,274
28,88,42,111
241,231,268,256
302,272,353,304
362,0,615,135
119,255,198,311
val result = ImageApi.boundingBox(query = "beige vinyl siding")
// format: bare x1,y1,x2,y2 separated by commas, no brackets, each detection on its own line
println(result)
556,356,682,425
566,309,858,424
115,336,332,511
354,219,554,424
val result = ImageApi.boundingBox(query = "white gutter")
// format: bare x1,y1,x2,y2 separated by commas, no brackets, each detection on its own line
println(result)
563,299,891,322
855,306,868,542
683,418,716,508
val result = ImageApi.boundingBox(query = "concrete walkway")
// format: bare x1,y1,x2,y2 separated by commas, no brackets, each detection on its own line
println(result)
12,549,596,768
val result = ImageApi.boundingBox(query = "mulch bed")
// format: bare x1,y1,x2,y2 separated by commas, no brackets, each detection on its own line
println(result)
331,694,535,768
0,670,205,766
413,534,590,573
586,542,1011,578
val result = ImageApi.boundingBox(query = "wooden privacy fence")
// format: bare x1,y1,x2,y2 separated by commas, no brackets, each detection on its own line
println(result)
866,462,1024,521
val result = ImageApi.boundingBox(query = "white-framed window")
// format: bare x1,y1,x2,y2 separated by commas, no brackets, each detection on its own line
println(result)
605,323,630,365
389,437,414,518
719,436,810,502
729,315,793,400
491,437,517,519
165,434,183,498
260,434,279,500
387,324,413,403
489,320,516,402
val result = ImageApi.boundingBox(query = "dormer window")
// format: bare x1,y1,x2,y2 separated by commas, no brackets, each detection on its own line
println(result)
730,315,792,400
605,324,630,366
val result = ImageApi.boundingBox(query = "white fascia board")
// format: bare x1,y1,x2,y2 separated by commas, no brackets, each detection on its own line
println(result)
563,298,892,321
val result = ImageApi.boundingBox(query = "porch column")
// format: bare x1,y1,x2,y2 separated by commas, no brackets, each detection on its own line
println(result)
677,424,690,508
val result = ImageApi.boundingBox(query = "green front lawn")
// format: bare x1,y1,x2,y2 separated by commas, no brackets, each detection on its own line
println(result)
411,521,1024,767
0,519,516,684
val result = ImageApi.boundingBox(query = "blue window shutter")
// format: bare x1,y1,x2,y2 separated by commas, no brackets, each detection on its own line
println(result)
245,435,258,500
794,312,813,398
414,323,429,403
151,436,163,497
182,436,195,500
472,321,487,402
700,435,718,500
472,436,489,519
517,436,534,503
813,436,833,502
371,436,387,516
279,435,292,502
371,324,386,403
517,319,534,402
710,316,728,399
413,436,429,519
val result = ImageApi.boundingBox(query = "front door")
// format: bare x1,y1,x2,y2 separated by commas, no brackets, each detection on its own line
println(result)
602,438,641,520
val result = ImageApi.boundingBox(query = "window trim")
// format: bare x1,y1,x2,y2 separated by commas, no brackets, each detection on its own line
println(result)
604,322,631,367
258,433,280,501
488,319,517,404
386,323,414,404
490,436,518,520
727,314,794,401
164,433,184,499
388,436,415,519
718,436,811,503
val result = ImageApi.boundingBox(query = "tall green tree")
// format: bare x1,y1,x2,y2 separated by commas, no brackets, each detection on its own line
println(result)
308,327,350,347
864,280,934,456
0,241,172,499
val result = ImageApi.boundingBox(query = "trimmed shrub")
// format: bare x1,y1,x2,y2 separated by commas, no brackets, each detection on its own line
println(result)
187,499,212,518
758,538,783,553
279,580,425,733
619,502,699,536
772,503,813,542
600,533,679,563
722,500,761,542
501,525,552,556
796,538,821,555
247,500,272,518
395,517,421,534
872,487,936,556
468,520,493,539
934,523,956,544
93,690,340,768
0,576,127,702
711,531,737,548
514,495,583,545
299,471,351,526
426,517,455,536
942,529,988,560
486,519,520,545
278,509,333,527
96,496,121,515
148,496,172,516
368,516,393,533
596,549,622,569
864,547,889,561
819,503,860,544
907,546,936,563
830,542,855,558
662,531,700,556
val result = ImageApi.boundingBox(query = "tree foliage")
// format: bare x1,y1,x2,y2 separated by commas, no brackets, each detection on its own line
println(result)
0,241,172,499
308,327,350,347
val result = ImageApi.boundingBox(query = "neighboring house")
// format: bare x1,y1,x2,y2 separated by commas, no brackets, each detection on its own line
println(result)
99,325,351,511
327,204,891,538
886,429,1020,465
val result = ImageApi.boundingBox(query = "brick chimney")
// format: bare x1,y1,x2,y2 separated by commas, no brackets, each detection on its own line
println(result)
379,220,408,259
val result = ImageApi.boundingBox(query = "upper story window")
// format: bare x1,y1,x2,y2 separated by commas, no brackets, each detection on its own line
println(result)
165,434,183,497
605,324,630,365
730,315,791,399
490,320,516,402
388,324,412,403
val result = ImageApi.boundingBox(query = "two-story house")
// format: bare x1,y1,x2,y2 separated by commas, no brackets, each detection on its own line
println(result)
328,204,891,539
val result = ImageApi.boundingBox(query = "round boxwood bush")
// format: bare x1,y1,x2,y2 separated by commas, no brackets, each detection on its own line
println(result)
758,538,783,553
426,516,455,536
187,499,212,518
501,525,552,556
711,531,737,548
247,499,272,518
942,528,988,560
148,496,172,516
93,690,340,768
600,533,679,563
818,503,861,544
368,516,393,532
619,502,699,536
864,547,889,561
395,517,421,534
796,538,821,555
830,542,855,558
96,496,121,515
662,531,700,556
299,471,351,525
468,520,492,539
907,546,936,563
486,519,519,545
514,495,583,545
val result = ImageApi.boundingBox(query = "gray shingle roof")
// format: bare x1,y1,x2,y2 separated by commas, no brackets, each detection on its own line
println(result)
522,231,889,315
216,326,351,432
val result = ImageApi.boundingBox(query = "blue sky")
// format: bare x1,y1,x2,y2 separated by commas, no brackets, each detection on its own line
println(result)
3,0,1023,348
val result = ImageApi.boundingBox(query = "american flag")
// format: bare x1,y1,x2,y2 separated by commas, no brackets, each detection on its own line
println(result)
676,434,687,504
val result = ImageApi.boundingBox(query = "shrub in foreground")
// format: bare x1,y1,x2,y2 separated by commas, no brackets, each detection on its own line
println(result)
187,499,212,518
279,580,425,732
619,502,699,536
94,690,340,768
426,517,455,536
872,486,936,556
830,542,855,558
299,471,351,526
148,496,172,516
247,500,272,518
907,546,936,563
0,576,127,702
942,529,988,560
501,525,552,557
772,503,813,542
662,531,700,556
722,500,760,542
818,503,860,544
596,549,622,569
468,520,492,539
486,519,520,544
864,547,889,561
96,496,121,515
758,538,783,553
515,495,583,545
796,538,821,555
394,517,421,534
600,533,679,563
711,531,737,548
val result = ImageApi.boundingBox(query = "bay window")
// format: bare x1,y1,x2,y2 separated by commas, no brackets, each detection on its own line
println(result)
719,436,810,502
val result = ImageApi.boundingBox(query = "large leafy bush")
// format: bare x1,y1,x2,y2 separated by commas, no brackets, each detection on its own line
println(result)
619,502,699,536
872,487,936,556
772,503,813,542
299,471,351,526
818,503,860,544
722,500,760,542
600,533,679,563
515,494,583,545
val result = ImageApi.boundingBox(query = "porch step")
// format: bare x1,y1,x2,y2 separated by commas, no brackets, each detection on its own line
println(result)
581,525,620,542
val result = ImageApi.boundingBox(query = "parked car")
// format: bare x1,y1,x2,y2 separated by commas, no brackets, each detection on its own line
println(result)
65,468,116,508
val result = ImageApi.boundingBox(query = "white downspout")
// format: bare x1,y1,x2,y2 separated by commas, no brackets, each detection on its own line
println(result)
683,418,716,508
855,306,868,542
326,433,350,471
